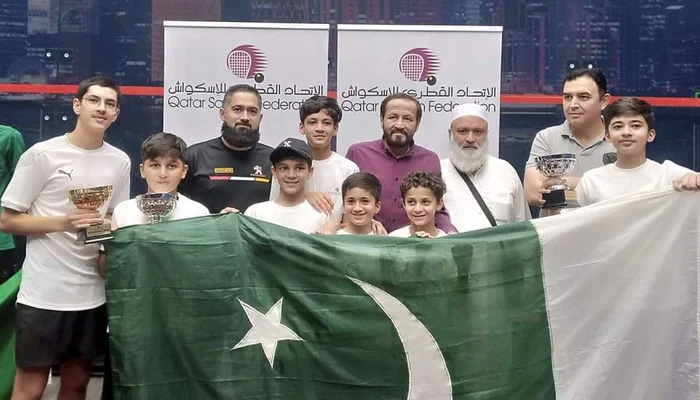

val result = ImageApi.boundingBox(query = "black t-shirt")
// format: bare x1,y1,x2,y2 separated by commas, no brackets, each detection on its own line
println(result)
181,137,273,213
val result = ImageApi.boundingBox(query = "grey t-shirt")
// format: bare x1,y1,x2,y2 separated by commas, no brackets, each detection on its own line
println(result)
526,121,615,177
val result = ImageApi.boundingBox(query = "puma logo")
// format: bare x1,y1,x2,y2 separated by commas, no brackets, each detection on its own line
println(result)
58,168,74,180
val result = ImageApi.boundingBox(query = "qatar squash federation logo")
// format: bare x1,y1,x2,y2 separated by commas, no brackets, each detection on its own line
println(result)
226,44,267,82
399,48,440,85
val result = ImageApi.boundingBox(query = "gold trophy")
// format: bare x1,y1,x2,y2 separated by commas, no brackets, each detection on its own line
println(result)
67,185,113,244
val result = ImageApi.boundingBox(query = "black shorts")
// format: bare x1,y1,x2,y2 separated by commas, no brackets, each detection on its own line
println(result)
15,303,107,368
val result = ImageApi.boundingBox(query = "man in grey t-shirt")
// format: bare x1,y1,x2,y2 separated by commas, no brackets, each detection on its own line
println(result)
524,68,615,213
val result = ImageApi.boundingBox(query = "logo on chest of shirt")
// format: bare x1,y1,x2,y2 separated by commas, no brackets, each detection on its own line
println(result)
209,165,270,183
58,168,74,180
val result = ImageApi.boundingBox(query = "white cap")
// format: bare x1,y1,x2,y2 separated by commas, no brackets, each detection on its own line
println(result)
451,103,488,124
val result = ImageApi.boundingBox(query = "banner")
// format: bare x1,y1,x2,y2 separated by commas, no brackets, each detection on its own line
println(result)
107,188,699,399
337,25,503,158
164,22,329,148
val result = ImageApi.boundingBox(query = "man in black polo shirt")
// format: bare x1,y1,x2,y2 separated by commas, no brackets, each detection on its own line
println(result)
181,84,273,213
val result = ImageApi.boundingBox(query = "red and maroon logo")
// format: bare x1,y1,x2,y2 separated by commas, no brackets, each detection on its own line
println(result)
399,48,440,85
226,44,267,82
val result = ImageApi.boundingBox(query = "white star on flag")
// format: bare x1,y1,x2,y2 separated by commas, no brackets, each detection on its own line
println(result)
231,298,303,368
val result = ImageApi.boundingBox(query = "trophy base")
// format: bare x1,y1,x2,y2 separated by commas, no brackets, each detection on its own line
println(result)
79,222,114,244
542,189,567,209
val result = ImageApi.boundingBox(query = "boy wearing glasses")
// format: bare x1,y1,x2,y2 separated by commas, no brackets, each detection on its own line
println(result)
0,76,131,400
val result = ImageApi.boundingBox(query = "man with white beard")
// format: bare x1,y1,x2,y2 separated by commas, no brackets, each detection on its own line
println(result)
440,103,530,232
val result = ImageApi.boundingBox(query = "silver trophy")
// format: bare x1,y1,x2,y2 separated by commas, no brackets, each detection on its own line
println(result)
535,153,577,209
136,193,177,224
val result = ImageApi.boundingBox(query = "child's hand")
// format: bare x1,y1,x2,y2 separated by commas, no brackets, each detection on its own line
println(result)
307,192,334,215
315,219,339,235
219,207,240,214
65,209,103,231
370,220,387,236
673,173,700,191
413,231,433,238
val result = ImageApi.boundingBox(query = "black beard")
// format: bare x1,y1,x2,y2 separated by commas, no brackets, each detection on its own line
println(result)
382,128,414,154
221,122,260,149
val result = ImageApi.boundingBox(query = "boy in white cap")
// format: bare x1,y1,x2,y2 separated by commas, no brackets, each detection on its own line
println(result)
440,103,530,232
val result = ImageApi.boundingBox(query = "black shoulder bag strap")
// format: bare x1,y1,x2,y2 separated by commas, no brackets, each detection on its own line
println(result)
456,170,497,227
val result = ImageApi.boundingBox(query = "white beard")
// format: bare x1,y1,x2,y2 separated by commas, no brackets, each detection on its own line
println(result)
448,137,490,174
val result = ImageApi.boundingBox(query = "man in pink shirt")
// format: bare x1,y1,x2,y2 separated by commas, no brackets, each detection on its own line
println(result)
346,93,454,233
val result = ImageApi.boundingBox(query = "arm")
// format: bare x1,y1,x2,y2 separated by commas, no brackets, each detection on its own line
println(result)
576,176,591,207
306,192,334,215
0,207,102,236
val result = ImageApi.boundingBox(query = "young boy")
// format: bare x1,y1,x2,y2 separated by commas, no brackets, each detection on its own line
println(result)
577,97,700,206
246,137,327,233
0,76,131,399
269,96,359,227
337,172,382,235
389,171,448,238
111,132,209,229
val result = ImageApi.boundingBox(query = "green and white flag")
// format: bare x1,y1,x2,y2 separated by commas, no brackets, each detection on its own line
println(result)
106,188,699,400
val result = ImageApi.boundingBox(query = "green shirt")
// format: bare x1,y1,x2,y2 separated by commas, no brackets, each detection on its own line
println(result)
0,125,26,250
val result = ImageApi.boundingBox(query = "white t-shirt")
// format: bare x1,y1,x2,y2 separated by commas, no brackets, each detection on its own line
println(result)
1,134,131,311
576,159,693,206
244,200,328,233
270,152,359,222
441,157,531,232
336,228,374,235
389,226,447,238
111,193,209,229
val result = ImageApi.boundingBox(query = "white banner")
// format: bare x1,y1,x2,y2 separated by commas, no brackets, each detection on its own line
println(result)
164,21,329,148
337,25,503,158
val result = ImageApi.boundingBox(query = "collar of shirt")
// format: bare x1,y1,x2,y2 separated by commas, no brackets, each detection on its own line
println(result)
559,121,606,150
380,139,415,159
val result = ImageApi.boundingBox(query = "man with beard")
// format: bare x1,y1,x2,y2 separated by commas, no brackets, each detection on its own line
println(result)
181,84,273,213
346,93,454,233
441,104,530,232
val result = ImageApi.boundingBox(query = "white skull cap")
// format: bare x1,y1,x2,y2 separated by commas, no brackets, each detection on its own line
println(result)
451,103,488,124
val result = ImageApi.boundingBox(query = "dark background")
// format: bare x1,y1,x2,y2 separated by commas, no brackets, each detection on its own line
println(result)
1,0,699,197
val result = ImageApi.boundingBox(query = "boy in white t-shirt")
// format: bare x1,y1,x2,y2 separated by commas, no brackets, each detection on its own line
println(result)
111,132,209,230
577,97,700,206
389,171,448,238
246,137,327,233
270,96,358,231
0,76,131,399
336,172,382,235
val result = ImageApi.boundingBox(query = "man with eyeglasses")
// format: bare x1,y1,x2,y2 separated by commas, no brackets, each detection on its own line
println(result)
0,76,131,400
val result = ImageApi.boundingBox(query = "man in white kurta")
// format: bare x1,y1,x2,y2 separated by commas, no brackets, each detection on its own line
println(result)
441,104,530,232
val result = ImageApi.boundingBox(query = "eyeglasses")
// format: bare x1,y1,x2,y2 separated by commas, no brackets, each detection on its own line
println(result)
83,96,119,113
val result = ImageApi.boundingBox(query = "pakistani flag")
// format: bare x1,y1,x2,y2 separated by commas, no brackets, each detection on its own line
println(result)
106,188,699,400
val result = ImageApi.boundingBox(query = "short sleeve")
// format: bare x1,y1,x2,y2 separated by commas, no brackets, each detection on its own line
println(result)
526,131,551,169
1,147,47,212
576,174,592,207
108,160,131,212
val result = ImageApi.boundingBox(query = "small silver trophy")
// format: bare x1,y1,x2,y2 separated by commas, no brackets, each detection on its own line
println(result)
535,153,577,209
136,193,176,224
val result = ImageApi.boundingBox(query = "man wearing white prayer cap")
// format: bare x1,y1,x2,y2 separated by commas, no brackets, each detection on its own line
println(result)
440,103,531,232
